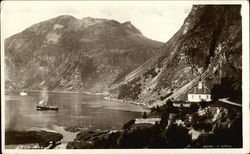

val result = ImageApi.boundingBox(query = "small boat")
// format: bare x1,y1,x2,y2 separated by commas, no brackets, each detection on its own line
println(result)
37,88,58,111
36,105,58,111
20,91,28,96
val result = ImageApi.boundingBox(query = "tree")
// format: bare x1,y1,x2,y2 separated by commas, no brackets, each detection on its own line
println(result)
155,105,160,112
210,77,241,101
117,84,131,99
160,111,169,128
181,37,209,73
165,99,173,108
199,101,208,109
192,116,242,148
161,124,192,148
190,103,199,112
122,119,135,130
142,112,147,119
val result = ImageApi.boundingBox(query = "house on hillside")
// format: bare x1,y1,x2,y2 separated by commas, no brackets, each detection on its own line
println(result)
188,80,211,102
135,118,161,125
173,101,191,107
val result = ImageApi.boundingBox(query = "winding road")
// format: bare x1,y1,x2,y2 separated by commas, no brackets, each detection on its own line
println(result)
218,98,242,107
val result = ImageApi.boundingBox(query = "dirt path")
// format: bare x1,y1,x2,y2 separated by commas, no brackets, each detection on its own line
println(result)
218,98,242,107
49,125,77,149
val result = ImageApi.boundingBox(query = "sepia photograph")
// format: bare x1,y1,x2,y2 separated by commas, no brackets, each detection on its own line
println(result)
1,0,249,153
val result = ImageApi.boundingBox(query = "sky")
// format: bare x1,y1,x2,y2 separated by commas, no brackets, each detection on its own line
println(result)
1,1,192,42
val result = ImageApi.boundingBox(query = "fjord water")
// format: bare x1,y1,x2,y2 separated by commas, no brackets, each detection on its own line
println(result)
5,92,148,131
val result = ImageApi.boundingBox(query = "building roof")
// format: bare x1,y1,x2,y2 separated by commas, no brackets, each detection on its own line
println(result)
189,81,210,94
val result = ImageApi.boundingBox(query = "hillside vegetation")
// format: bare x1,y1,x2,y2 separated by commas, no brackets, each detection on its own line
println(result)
114,5,242,107
5,16,162,92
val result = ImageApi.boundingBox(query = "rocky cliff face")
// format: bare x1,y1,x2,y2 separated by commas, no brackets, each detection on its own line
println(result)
5,15,162,92
115,5,242,106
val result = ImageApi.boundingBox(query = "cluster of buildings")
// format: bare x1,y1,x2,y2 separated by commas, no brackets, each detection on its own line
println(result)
173,80,211,107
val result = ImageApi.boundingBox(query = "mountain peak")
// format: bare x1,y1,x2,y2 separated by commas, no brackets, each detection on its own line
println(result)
122,21,132,25
53,15,77,21
122,21,142,35
5,14,162,92
47,15,78,26
80,17,109,28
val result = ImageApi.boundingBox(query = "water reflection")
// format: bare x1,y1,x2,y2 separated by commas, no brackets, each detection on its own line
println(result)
5,92,147,131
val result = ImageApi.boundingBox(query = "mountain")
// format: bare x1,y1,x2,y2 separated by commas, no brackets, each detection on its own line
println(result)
5,15,162,92
114,5,242,107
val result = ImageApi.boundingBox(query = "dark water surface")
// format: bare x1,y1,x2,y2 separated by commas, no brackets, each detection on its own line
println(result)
5,92,148,131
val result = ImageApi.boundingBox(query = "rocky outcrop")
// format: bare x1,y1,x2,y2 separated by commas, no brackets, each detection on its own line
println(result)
5,129,63,149
115,5,242,107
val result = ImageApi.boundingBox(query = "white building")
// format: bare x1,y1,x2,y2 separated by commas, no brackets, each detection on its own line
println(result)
173,101,191,107
135,118,161,125
188,81,211,102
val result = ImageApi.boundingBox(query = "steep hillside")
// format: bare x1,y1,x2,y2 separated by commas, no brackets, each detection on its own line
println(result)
115,5,242,107
5,15,162,92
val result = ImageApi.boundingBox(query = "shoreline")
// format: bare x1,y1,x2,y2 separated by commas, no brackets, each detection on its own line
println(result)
104,96,151,109
4,91,152,149
5,128,64,149
5,89,151,109
5,126,123,149
5,126,79,149
5,90,110,96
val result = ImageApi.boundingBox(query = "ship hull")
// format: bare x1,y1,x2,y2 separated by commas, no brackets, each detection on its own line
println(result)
36,105,58,111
